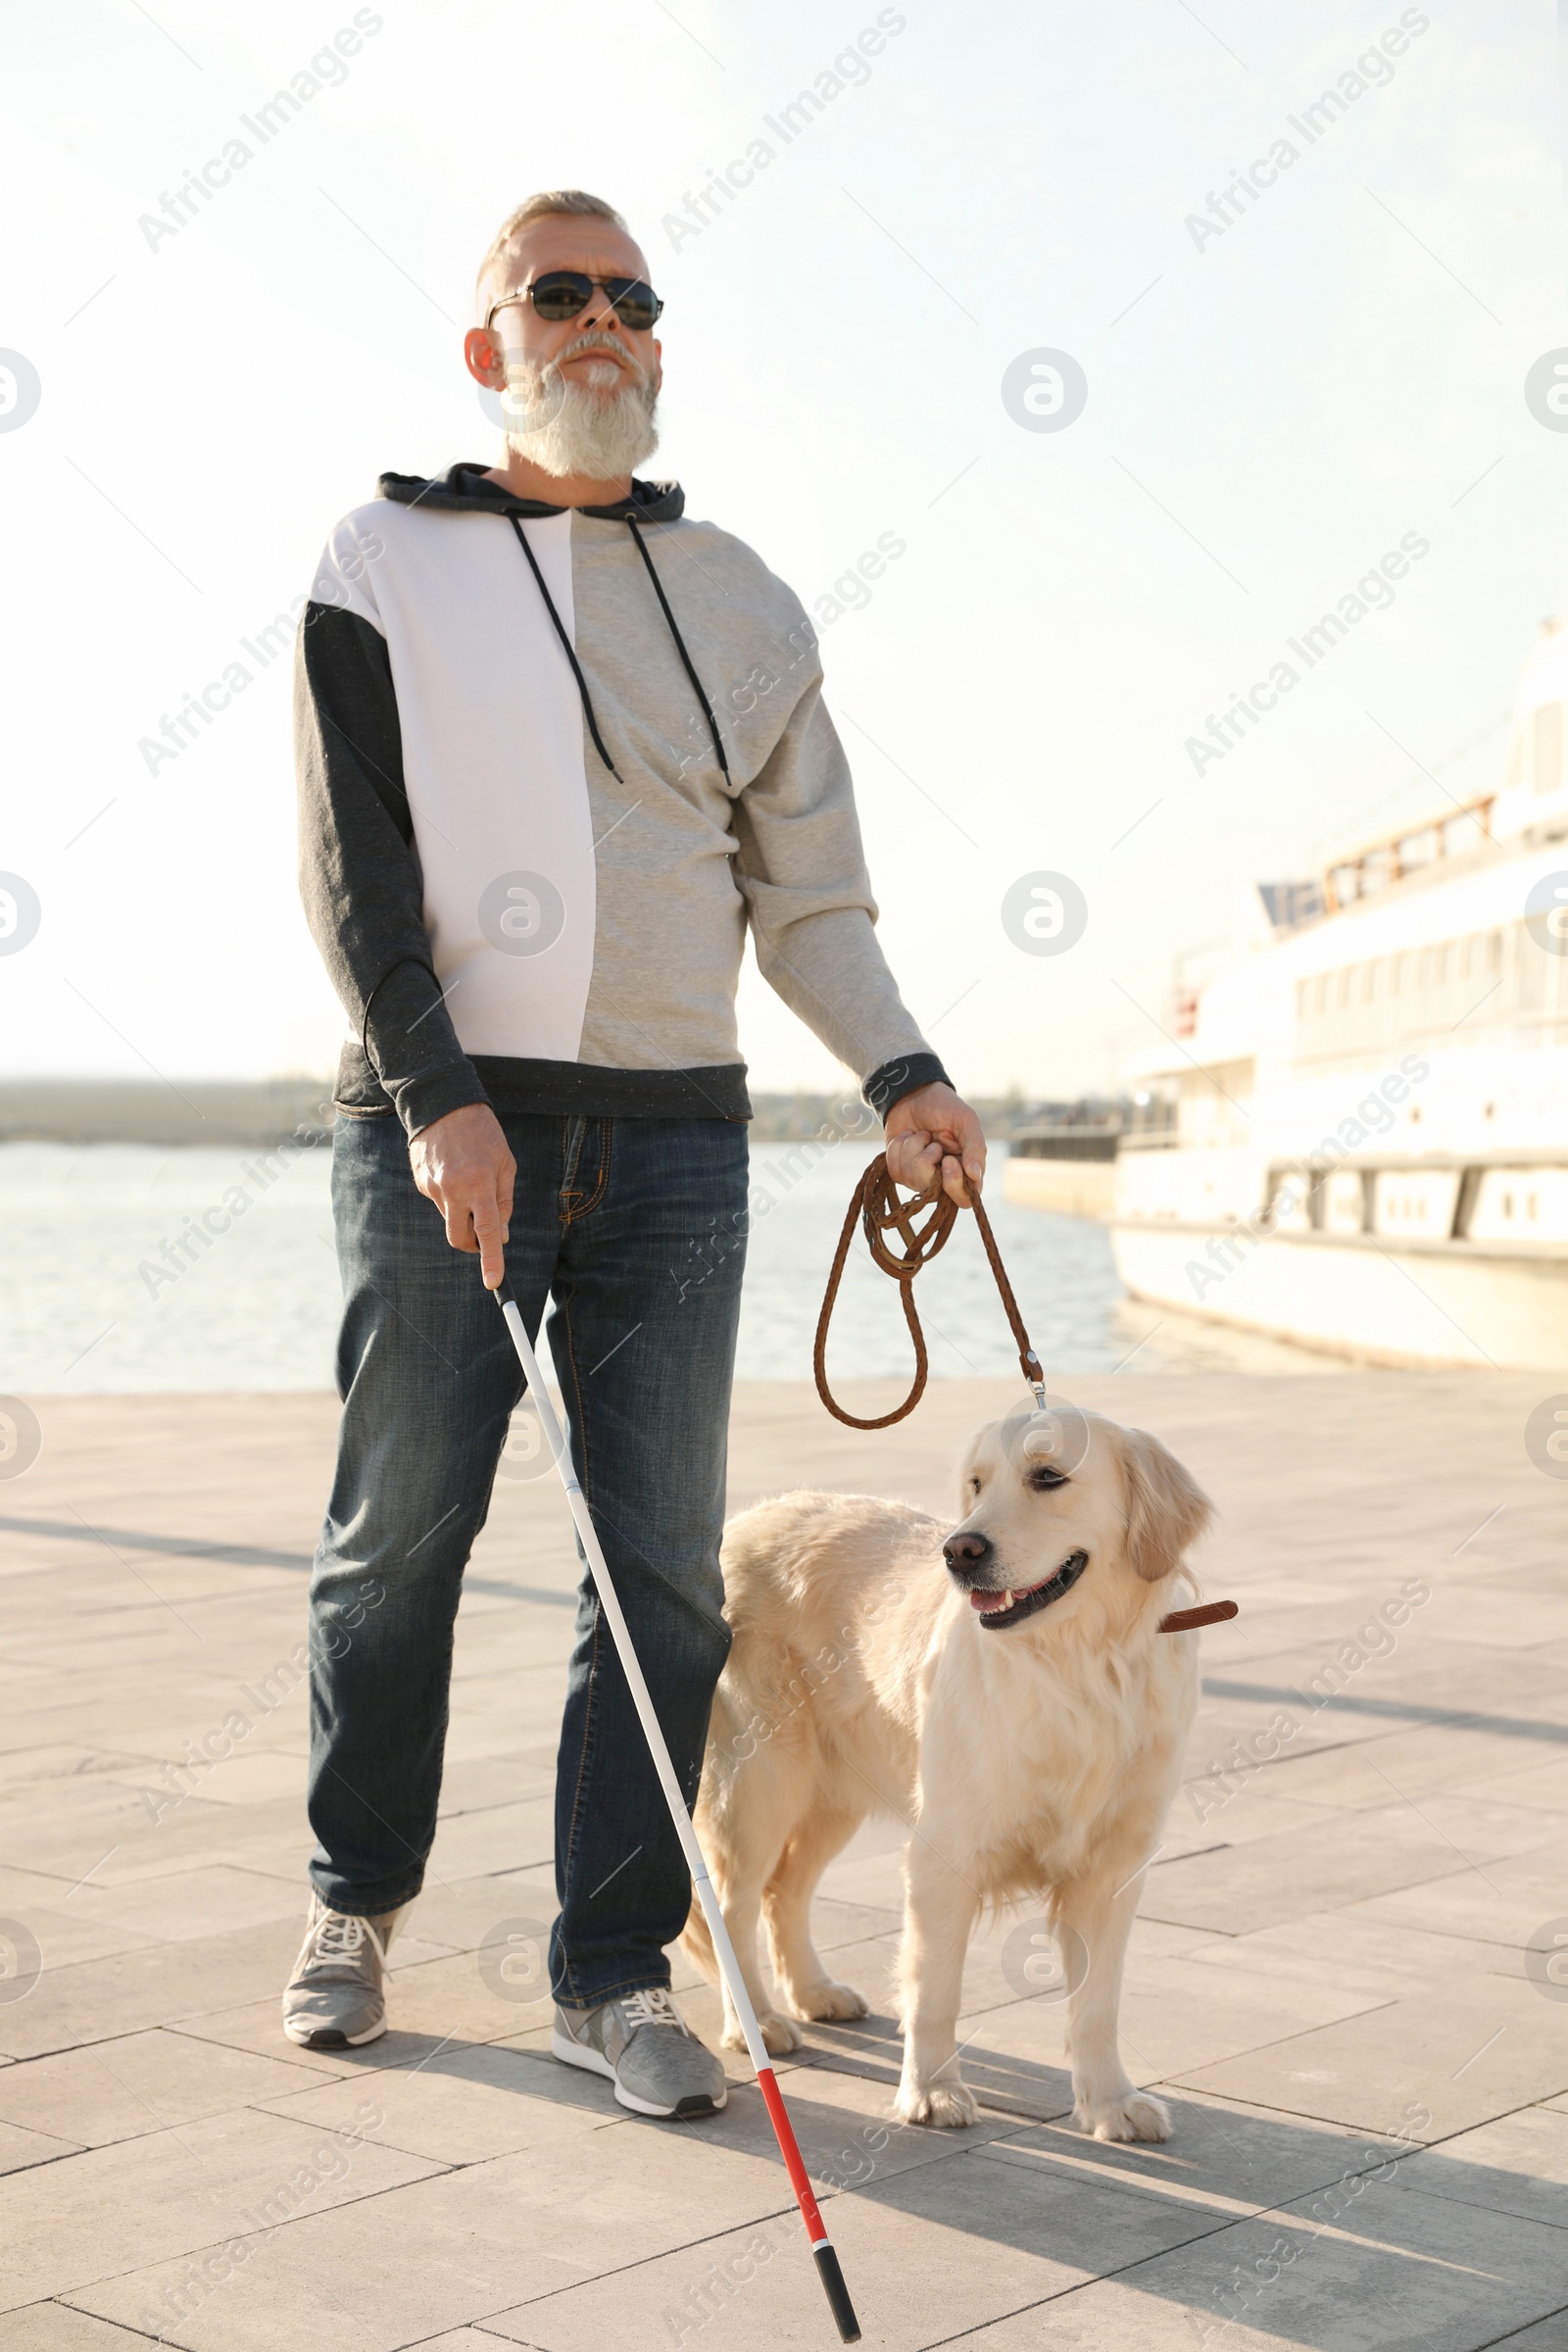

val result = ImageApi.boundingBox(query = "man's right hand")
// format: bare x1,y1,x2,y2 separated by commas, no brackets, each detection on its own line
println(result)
409,1102,516,1290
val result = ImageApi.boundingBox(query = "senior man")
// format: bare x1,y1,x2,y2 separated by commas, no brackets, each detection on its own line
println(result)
286,188,985,2118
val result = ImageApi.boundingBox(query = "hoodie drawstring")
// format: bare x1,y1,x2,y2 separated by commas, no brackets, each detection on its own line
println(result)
624,515,731,783
505,509,730,789
507,514,624,785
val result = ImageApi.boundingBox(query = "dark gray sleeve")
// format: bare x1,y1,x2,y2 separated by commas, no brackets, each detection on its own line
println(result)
863,1053,952,1118
294,602,490,1138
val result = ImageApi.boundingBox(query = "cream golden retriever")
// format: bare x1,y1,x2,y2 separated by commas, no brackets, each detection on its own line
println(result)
681,1401,1214,2140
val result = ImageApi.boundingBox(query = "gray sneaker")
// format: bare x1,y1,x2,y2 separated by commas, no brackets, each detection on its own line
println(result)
282,1895,403,2048
552,1987,728,2118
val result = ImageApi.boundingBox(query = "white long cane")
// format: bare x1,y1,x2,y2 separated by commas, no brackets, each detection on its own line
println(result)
492,1273,861,2344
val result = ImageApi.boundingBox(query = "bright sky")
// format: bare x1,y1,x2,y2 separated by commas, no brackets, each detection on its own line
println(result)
3,0,1564,1100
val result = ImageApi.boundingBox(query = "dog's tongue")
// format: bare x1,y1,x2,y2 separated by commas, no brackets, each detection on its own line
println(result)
969,1588,1015,1613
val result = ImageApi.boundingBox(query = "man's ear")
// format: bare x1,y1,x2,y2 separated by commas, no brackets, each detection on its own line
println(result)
1119,1426,1214,1582
464,327,504,388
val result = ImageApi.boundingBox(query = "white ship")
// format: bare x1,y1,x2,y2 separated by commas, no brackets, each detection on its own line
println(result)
1103,620,1568,1368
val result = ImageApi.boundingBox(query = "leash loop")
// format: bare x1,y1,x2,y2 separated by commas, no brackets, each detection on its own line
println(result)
813,1154,1043,1431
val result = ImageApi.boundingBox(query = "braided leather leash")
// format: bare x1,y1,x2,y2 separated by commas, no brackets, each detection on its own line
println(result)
812,1152,1237,1637
813,1153,1042,1433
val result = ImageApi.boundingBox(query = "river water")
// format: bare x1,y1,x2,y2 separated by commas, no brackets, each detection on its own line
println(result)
0,1137,1335,1394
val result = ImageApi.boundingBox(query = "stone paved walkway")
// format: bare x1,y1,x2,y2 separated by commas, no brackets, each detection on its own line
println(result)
0,1375,1565,2350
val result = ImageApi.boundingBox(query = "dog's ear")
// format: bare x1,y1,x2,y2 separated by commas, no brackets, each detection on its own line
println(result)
1119,1426,1214,1582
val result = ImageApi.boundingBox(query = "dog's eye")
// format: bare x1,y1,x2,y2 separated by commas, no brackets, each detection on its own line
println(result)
1028,1467,1069,1492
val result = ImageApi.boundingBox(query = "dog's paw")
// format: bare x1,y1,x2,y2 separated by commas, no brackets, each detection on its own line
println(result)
894,2076,980,2130
789,1979,869,2024
750,2009,805,2055
1076,2088,1172,2143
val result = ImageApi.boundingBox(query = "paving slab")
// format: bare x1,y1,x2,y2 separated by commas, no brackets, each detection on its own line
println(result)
423,1797,556,1883
395,2337,526,2352
947,2178,1568,2349
426,1752,557,1818
1181,1902,1527,1979
100,1750,309,1809
2,1376,1564,2352
0,2029,328,2149
1174,1977,1568,2139
491,2143,1225,2351
803,1892,905,1949
1481,2315,1568,2350
168,2003,476,2081
937,1907,1216,2024
1388,2103,1568,2232
0,2309,170,2350
380,1947,572,2046
1137,1806,1476,1936
0,1915,307,2062
68,2127,806,2350
647,2057,1017,2195
976,2090,1402,2226
48,1863,304,1944
0,1748,148,1792
0,1905,158,1977
0,2104,443,2312
1468,1750,1568,1813
797,2003,1076,2126
252,2039,625,2167
0,1787,315,1892
0,2123,79,2178
1345,1843,1568,1949
913,1954,1394,2123
1161,1786,1348,1857
1251,1724,1568,1810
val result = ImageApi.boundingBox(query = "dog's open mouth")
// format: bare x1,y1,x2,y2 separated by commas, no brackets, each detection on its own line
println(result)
965,1549,1088,1630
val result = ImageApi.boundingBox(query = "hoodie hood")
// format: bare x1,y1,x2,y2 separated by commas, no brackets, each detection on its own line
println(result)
377,462,685,525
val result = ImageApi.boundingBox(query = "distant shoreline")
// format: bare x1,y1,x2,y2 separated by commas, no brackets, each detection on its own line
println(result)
0,1079,1088,1148
0,1077,338,1149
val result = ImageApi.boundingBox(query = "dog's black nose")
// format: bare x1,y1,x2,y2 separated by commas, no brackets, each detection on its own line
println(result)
944,1531,992,1568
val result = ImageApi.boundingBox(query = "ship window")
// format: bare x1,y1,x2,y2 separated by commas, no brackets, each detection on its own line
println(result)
1314,972,1330,1013
1435,942,1450,984
1460,936,1476,979
1417,947,1433,988
1516,918,1548,1008
1389,953,1404,996
1295,978,1308,1017
1337,967,1353,1008
1535,701,1563,794
1363,959,1383,1001
1488,929,1503,970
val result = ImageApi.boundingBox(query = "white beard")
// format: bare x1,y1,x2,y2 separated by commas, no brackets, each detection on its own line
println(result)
502,344,659,480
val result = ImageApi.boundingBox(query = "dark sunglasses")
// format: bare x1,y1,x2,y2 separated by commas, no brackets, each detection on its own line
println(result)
487,271,663,335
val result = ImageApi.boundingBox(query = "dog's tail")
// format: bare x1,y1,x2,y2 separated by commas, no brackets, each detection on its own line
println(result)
677,1889,720,1986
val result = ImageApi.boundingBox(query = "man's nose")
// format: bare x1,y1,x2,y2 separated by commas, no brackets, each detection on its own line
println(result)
578,290,627,336
943,1531,992,1568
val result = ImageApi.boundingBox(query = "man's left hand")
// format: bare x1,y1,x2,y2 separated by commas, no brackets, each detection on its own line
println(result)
884,1083,987,1207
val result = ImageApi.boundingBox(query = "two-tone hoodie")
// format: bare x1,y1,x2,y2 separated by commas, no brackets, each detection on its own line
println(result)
294,462,949,1136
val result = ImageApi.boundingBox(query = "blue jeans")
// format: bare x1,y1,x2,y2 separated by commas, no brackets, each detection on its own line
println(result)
307,1108,749,2008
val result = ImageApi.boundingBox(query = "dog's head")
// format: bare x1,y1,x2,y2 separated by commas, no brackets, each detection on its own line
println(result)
942,1402,1213,1637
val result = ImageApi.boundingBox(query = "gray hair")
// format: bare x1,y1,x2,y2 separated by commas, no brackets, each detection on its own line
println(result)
476,190,630,317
